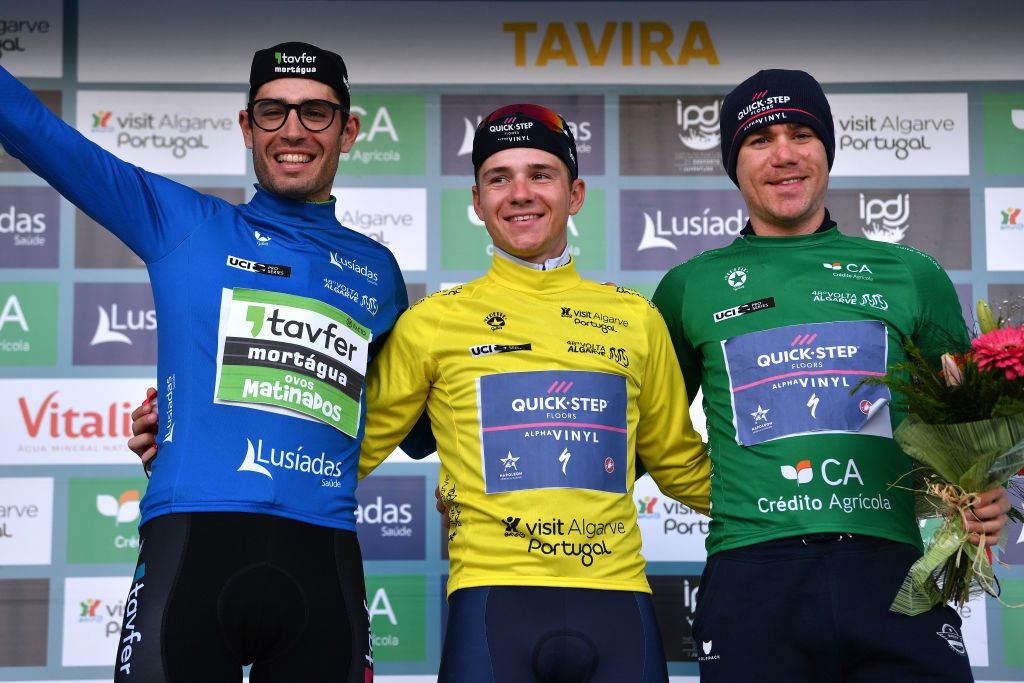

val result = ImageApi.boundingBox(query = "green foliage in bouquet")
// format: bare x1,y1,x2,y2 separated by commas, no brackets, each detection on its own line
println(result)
877,342,1024,424
861,299,1024,615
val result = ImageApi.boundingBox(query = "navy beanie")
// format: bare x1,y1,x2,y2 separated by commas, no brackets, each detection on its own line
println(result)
719,69,835,186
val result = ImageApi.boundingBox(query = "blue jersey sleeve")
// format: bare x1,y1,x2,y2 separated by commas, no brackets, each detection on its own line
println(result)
0,65,226,263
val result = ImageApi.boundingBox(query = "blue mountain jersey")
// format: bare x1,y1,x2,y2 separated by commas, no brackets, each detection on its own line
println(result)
0,66,407,530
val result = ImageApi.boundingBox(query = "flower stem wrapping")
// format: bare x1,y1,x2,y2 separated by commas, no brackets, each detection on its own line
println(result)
889,413,1024,615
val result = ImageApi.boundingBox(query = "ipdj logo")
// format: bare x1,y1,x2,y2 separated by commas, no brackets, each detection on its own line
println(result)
859,193,910,243
676,98,722,151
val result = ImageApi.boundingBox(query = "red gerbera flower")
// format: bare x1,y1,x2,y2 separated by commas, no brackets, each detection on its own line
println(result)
972,325,1024,381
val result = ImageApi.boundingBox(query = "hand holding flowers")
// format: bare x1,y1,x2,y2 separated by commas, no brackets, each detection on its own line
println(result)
867,299,1024,615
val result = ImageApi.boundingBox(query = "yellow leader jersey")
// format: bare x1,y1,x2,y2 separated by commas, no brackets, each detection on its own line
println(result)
360,255,709,596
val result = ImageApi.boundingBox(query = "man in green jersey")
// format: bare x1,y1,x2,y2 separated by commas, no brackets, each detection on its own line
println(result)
653,69,1010,682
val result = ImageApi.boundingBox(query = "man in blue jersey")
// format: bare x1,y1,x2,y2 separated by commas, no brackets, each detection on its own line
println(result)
0,42,414,682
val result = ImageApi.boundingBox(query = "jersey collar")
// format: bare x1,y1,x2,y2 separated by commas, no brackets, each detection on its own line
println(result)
493,244,572,271
488,250,582,294
739,208,837,237
248,184,341,229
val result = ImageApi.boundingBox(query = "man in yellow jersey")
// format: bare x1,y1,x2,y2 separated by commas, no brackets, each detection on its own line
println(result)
357,103,710,682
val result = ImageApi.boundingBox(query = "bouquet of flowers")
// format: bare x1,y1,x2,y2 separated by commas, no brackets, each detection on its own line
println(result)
867,298,1024,616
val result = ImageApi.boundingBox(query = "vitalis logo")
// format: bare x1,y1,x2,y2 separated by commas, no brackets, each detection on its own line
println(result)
859,193,910,242
637,208,745,251
677,98,722,151
237,437,344,484
17,388,134,440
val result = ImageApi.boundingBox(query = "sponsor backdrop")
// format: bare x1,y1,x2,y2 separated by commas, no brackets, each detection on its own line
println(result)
0,0,1022,681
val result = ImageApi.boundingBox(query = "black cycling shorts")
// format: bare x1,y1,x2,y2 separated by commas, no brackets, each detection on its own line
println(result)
439,585,668,683
113,512,372,683
692,533,975,683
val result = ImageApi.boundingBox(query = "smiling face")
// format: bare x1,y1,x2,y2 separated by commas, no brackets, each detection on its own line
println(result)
735,123,829,236
472,147,585,264
238,78,359,203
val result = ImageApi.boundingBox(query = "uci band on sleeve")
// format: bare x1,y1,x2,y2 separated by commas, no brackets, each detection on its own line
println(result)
0,65,408,531
653,224,969,557
361,255,710,597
